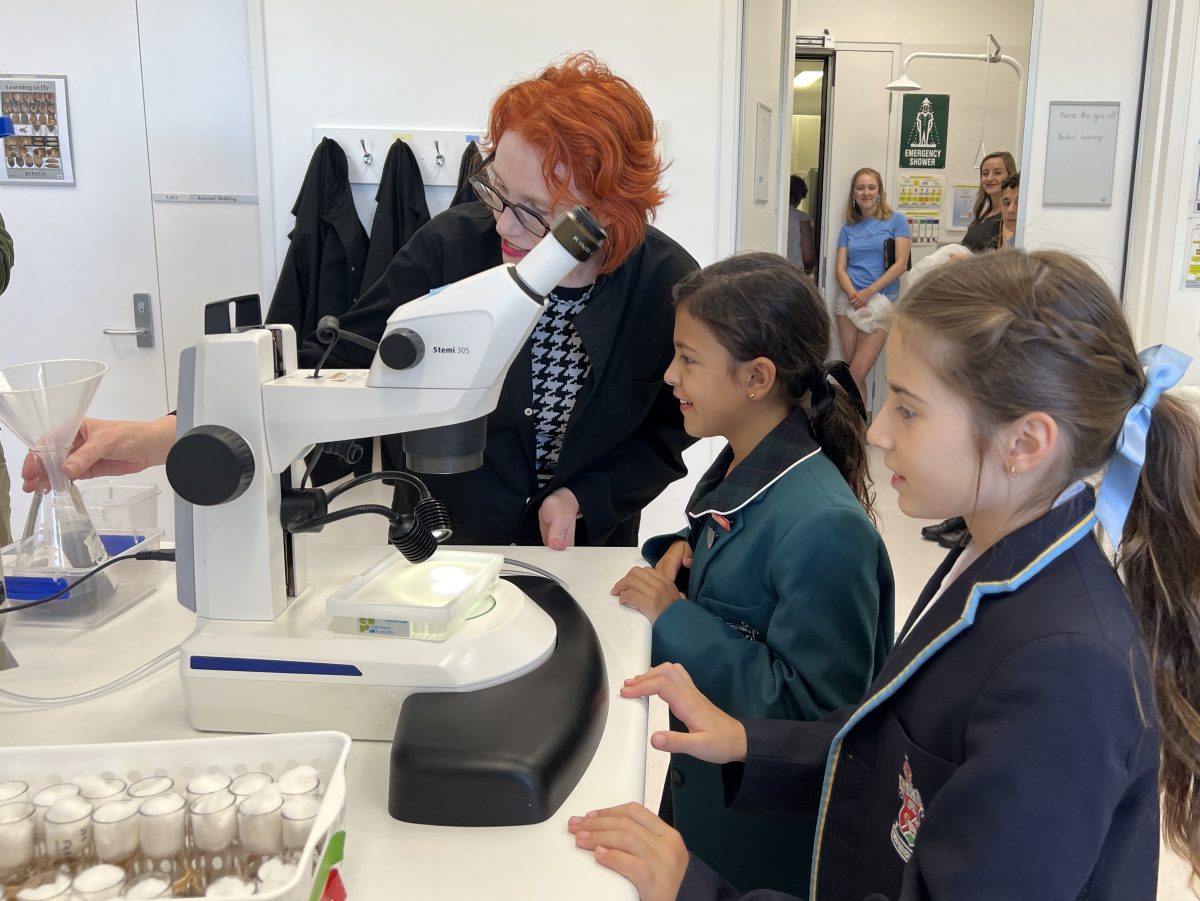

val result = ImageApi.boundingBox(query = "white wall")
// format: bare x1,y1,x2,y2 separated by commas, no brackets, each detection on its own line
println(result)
1152,1,1200,381
795,0,1036,45
736,0,792,252
1018,0,1150,289
252,0,740,283
1124,0,1200,383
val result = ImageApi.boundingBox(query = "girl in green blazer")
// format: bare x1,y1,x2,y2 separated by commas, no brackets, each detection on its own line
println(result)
611,253,894,896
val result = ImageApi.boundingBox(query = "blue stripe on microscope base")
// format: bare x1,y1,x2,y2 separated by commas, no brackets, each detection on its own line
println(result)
189,656,363,677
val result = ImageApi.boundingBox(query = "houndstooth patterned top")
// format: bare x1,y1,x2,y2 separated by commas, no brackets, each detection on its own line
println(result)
530,282,595,488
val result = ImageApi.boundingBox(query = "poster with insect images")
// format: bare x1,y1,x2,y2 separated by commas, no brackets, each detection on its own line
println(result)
1,75,74,185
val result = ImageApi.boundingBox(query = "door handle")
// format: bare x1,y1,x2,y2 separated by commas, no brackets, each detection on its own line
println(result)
104,293,155,348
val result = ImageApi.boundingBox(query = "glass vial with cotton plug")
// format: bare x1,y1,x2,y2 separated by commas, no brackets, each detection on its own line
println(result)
0,802,38,895
42,797,94,876
189,790,240,890
136,793,195,896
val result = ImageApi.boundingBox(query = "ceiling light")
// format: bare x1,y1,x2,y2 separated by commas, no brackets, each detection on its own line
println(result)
793,71,823,89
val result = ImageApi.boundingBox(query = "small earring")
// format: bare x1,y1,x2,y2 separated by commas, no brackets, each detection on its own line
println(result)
1009,461,1017,478
749,392,756,399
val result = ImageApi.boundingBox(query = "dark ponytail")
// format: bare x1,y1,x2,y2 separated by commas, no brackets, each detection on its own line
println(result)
809,362,874,522
1119,393,1200,873
672,252,875,519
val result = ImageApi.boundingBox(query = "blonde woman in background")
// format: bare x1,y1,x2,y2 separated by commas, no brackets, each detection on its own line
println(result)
833,167,910,403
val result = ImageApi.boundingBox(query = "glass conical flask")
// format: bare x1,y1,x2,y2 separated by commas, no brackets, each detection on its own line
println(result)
0,359,110,571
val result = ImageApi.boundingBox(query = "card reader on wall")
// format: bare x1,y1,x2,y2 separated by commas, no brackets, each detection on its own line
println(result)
388,575,608,826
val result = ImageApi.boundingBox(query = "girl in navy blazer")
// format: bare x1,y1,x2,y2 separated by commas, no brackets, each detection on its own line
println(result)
571,249,1200,901
609,254,894,895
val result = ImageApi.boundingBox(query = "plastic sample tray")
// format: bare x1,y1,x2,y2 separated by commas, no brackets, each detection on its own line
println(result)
0,731,350,901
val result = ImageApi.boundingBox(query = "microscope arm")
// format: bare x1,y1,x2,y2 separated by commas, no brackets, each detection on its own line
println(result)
260,376,503,475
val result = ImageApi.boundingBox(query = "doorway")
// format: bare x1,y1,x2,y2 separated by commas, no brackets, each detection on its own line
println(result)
788,50,832,283
809,42,903,416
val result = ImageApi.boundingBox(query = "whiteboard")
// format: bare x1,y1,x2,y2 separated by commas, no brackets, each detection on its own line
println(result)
1042,102,1120,206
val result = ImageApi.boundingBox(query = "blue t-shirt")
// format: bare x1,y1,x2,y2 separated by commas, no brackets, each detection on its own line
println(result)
837,212,911,300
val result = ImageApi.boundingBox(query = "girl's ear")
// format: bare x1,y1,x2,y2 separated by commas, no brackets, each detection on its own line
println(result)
1002,411,1059,476
744,357,778,400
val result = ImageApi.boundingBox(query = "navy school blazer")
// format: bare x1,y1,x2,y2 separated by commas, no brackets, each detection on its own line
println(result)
678,486,1160,900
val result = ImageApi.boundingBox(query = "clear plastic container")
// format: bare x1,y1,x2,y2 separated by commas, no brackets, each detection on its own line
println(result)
0,549,13,671
77,480,160,533
326,549,501,641
1,529,166,629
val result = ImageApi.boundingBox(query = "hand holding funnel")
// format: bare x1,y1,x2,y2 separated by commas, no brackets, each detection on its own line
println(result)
0,359,111,570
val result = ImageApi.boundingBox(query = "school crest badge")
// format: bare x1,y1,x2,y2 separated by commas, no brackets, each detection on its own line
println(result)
890,756,924,862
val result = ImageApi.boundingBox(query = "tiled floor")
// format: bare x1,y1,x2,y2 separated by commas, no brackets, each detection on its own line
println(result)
643,446,1197,898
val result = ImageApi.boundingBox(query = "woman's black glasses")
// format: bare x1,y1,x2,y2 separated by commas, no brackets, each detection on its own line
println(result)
468,169,553,237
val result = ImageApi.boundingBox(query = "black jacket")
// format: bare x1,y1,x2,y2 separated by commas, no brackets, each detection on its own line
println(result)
266,138,368,339
299,202,698,545
0,210,13,295
361,140,430,290
680,487,1160,900
450,140,481,207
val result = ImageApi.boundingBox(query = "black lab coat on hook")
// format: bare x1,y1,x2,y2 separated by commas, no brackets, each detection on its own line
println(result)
361,139,430,290
266,137,368,341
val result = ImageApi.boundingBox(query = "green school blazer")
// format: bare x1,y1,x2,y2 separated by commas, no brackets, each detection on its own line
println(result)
644,411,894,897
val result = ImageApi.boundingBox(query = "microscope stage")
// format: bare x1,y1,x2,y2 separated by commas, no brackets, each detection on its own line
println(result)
180,578,556,739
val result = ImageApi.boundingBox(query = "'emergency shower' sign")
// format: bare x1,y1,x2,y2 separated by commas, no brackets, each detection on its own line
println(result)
899,94,949,169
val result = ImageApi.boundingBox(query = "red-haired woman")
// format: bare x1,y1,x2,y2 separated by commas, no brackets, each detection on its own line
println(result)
302,53,699,548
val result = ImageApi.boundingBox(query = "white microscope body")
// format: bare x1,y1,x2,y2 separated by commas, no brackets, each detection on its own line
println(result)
172,209,605,739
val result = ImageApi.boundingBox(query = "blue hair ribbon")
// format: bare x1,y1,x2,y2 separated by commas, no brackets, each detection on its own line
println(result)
1094,344,1192,551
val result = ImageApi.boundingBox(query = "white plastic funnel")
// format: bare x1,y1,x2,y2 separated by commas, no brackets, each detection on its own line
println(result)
0,359,108,460
0,359,112,572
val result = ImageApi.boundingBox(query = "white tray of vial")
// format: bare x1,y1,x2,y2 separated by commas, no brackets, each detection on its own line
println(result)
0,731,350,900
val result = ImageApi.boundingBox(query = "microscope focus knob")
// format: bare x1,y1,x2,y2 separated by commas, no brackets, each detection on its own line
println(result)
379,328,425,371
166,424,256,506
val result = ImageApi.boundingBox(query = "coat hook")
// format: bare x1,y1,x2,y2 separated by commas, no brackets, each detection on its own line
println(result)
360,139,373,166
434,140,445,167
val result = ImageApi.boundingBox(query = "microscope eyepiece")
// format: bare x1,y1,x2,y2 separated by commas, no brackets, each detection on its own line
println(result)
508,205,609,299
550,206,607,262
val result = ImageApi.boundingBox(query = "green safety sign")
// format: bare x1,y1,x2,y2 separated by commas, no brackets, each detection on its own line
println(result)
899,94,949,169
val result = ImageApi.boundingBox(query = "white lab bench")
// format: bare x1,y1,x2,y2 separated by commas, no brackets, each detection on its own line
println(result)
1,544,651,900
